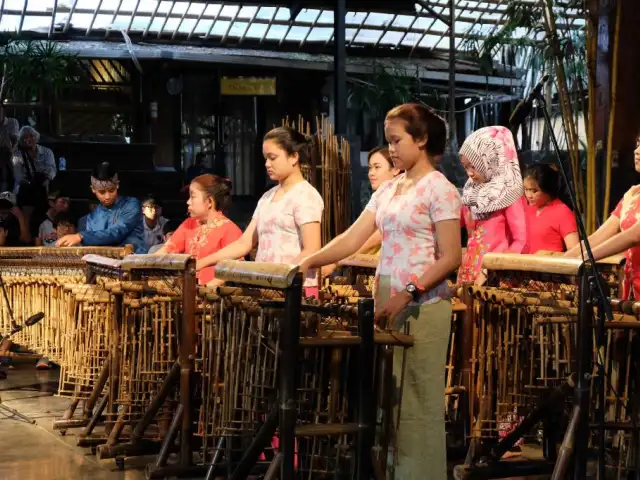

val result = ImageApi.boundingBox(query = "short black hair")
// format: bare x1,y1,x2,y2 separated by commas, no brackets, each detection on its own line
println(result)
53,212,76,227
163,219,181,236
142,195,162,208
92,161,117,180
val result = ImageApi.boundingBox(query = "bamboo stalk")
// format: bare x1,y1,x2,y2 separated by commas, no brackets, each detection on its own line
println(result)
603,0,621,219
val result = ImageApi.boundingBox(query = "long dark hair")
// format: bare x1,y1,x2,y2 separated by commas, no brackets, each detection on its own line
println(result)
523,163,572,208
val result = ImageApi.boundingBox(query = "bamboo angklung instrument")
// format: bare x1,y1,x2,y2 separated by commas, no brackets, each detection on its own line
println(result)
459,251,638,476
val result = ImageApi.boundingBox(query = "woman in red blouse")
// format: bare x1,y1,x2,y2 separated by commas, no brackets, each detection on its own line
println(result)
155,174,241,285
523,164,578,253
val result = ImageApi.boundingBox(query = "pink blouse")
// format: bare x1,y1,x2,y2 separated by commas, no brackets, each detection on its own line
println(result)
458,197,528,283
253,180,324,287
365,171,461,304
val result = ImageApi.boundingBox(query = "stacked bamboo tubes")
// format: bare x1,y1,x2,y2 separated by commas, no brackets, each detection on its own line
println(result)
465,256,640,476
110,295,181,428
282,114,351,244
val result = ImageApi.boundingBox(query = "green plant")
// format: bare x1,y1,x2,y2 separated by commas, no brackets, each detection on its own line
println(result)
347,64,422,117
0,38,80,103
459,1,586,92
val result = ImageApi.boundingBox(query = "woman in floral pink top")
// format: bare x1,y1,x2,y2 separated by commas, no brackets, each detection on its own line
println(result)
566,134,640,299
457,126,527,285
196,126,323,298
300,104,461,479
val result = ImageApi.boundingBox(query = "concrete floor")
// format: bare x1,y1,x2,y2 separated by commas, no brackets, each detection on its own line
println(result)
0,364,567,480
0,364,148,480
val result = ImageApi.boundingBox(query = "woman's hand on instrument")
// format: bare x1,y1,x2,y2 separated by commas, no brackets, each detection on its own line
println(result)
297,257,312,276
374,291,412,323
56,233,83,247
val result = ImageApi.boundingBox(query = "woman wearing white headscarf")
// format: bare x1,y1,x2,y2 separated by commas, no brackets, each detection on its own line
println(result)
457,126,527,285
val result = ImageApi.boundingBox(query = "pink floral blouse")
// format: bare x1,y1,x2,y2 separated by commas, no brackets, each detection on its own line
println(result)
365,171,461,304
253,180,324,287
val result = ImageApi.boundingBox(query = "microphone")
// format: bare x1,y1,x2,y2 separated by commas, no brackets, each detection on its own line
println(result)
9,312,45,335
509,74,551,127
25,312,45,327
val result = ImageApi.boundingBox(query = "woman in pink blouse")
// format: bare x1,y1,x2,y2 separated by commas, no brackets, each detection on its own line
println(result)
300,103,461,479
457,126,528,285
196,126,324,298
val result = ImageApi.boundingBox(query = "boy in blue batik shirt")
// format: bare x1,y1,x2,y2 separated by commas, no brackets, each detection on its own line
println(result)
56,162,147,253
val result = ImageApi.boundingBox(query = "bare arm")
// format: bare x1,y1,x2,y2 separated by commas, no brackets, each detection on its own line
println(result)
301,211,377,270
293,222,321,264
415,219,462,291
589,223,640,261
563,232,579,251
320,229,382,277
11,207,31,244
356,229,382,254
565,215,620,257
153,245,168,255
196,218,259,270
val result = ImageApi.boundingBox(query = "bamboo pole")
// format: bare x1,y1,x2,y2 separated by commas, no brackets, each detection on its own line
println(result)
603,0,621,220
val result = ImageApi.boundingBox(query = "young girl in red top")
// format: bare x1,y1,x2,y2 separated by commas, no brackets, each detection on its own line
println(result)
154,174,242,286
523,164,578,253
457,126,528,285
566,135,640,299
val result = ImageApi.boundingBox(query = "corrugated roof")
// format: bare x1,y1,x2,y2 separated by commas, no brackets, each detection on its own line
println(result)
4,1,583,53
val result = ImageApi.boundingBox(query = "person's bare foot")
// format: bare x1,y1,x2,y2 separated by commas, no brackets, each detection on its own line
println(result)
501,450,522,459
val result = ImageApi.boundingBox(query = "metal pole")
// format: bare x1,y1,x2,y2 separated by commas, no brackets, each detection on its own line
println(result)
334,0,347,136
573,265,594,479
280,273,303,479
448,0,457,149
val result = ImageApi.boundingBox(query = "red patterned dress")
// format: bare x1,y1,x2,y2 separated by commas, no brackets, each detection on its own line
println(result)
164,215,242,284
611,185,640,300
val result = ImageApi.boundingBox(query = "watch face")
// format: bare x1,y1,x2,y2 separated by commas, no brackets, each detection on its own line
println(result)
406,284,416,293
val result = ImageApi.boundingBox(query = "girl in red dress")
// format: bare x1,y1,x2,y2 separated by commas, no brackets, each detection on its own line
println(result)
523,164,578,253
155,174,242,286
566,137,640,300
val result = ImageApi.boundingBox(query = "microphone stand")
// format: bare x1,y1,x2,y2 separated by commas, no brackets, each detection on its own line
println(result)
535,93,612,479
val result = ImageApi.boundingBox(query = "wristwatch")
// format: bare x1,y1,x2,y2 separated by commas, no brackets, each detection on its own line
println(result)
405,282,423,302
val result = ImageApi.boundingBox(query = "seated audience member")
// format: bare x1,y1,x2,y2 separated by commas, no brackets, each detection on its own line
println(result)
148,219,181,254
142,195,167,250
0,218,8,246
36,191,71,247
56,162,147,253
78,198,99,232
0,105,19,153
14,126,57,232
0,191,30,245
50,213,76,247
